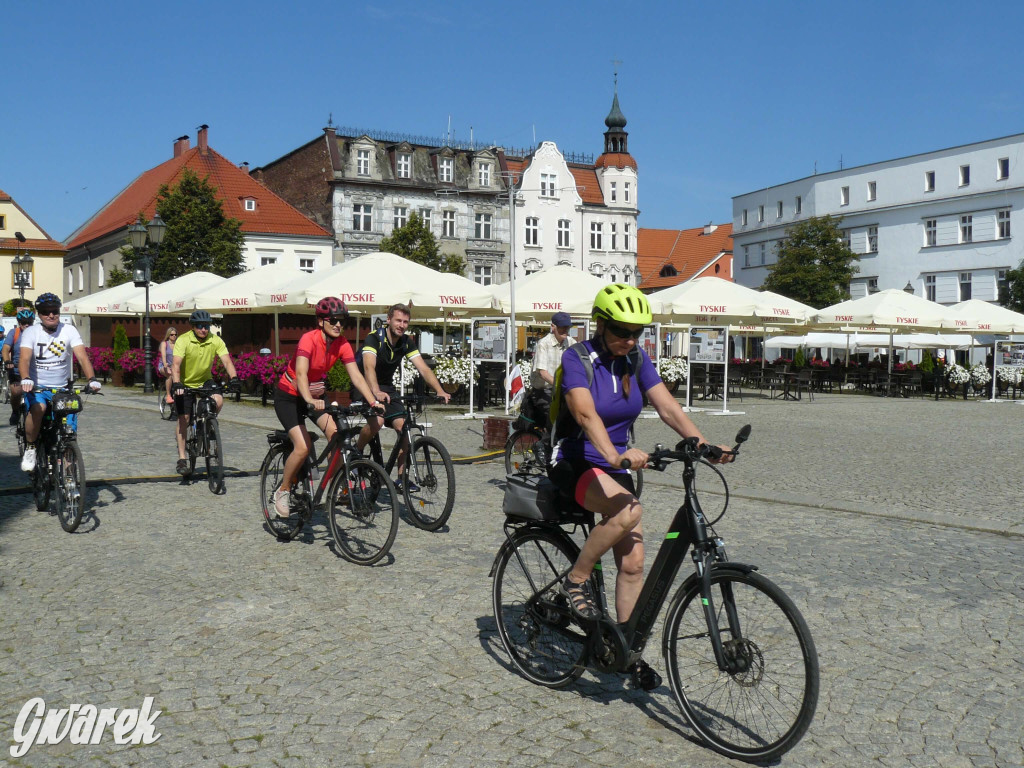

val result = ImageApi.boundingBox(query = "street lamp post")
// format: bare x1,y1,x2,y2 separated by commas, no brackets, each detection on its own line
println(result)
128,216,166,393
11,232,33,305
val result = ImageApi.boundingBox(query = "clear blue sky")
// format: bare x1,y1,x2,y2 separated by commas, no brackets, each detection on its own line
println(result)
6,0,1024,242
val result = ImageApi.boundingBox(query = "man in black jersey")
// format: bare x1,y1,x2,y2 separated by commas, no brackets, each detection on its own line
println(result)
355,303,450,490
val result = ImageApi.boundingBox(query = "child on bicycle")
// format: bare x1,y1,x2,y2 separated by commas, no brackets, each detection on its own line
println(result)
271,297,382,518
549,284,731,691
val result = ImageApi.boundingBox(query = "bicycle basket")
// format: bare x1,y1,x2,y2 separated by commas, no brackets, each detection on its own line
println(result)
51,393,83,417
502,473,591,525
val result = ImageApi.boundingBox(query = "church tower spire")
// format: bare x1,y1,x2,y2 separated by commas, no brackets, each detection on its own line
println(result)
603,71,628,154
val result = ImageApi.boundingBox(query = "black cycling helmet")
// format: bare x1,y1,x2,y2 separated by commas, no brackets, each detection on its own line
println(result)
189,309,213,324
16,308,35,323
34,292,62,311
315,296,348,320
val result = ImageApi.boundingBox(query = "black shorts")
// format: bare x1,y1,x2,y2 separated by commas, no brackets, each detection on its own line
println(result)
548,456,636,506
274,387,327,432
7,368,19,384
355,387,407,427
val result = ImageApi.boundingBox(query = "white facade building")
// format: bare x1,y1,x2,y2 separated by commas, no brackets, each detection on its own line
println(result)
732,133,1024,304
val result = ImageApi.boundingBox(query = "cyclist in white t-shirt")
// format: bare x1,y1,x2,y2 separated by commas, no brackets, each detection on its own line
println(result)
18,293,101,472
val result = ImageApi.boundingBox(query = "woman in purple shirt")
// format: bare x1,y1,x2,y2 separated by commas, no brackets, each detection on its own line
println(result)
550,284,732,691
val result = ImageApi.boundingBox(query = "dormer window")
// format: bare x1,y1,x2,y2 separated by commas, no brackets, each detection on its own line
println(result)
397,152,411,179
243,198,257,212
439,157,453,183
478,162,492,186
659,265,678,278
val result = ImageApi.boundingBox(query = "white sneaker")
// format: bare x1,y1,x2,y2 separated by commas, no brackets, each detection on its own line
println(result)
21,447,37,473
273,488,291,518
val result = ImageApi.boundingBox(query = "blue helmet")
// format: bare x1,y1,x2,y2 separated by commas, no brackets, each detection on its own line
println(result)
16,308,35,323
34,292,61,312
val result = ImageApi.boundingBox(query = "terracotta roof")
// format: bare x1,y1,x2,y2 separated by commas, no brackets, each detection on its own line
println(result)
0,189,10,201
66,143,332,250
0,237,65,252
567,166,604,205
637,224,733,290
594,152,637,170
504,158,528,176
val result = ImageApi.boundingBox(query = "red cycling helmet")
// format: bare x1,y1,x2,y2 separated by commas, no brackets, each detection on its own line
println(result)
315,296,348,319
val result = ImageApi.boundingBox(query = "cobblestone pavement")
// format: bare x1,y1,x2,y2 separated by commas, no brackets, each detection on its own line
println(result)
0,388,1021,766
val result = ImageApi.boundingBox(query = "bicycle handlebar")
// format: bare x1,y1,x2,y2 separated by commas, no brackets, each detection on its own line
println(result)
632,424,751,472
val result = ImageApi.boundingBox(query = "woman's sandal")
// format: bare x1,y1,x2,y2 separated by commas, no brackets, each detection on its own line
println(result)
560,576,600,621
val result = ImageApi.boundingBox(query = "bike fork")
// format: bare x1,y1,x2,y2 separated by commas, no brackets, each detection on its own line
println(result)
694,550,744,674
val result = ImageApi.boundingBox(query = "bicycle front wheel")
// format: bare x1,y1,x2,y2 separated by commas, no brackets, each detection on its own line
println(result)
1,376,9,404
403,435,455,531
205,418,225,494
327,458,399,565
492,528,587,689
504,429,546,476
258,445,306,541
32,442,51,511
664,568,819,763
54,440,86,533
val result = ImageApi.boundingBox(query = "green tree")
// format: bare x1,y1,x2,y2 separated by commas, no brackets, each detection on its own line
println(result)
112,325,130,370
1000,260,1024,312
2,298,33,315
378,213,466,275
116,169,245,283
761,215,860,309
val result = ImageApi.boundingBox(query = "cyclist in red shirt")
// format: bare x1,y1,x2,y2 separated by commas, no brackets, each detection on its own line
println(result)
272,297,384,518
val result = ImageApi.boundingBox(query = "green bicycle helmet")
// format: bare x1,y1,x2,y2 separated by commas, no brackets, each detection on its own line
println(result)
592,283,652,325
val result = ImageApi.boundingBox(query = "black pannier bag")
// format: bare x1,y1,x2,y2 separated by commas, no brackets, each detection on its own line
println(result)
502,472,591,525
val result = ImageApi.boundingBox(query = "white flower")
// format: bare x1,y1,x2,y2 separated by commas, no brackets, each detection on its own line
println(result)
945,363,970,386
431,354,479,386
656,356,689,383
996,366,1022,386
969,363,992,388
401,357,421,382
518,359,533,390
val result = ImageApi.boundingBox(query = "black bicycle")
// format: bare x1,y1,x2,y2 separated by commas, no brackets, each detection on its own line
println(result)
258,403,399,566
505,422,644,498
181,380,226,494
491,426,819,763
26,379,97,533
360,393,456,531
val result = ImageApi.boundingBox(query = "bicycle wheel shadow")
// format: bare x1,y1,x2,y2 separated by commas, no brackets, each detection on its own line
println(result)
70,481,130,534
473,614,712,755
259,506,397,567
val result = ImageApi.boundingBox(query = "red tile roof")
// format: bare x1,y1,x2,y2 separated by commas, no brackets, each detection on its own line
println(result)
637,224,733,290
0,237,65,252
594,152,637,170
568,166,604,205
66,142,332,250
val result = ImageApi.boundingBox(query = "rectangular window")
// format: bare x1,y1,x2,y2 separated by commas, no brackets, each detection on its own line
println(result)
439,157,453,183
260,256,278,266
442,210,456,238
474,265,492,286
624,182,631,203
960,214,973,243
841,229,851,249
624,223,630,250
474,213,492,239
67,269,73,294
590,222,603,250
925,219,937,247
393,206,408,229
759,243,766,265
925,274,936,302
540,173,557,197
960,164,970,186
741,209,748,226
610,181,617,202
244,199,256,211
840,186,850,206
998,157,1009,180
925,170,935,192
743,245,750,267
299,258,315,273
78,265,84,291
867,226,878,253
795,196,802,214
357,149,370,176
998,269,1008,299
868,277,878,293
960,272,972,300
998,209,1011,239
867,181,876,202
557,219,570,247
478,163,491,186
758,205,764,222
353,203,372,231
776,201,783,218
610,223,617,250
0,214,5,229
397,152,411,179
419,208,432,230
524,217,539,246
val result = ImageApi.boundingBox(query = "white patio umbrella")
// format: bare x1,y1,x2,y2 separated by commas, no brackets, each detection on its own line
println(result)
114,272,225,314
63,280,159,316
168,264,310,314
948,299,1024,334
489,264,613,317
649,277,811,324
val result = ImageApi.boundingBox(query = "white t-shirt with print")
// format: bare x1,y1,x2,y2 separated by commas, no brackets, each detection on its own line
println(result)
20,322,85,388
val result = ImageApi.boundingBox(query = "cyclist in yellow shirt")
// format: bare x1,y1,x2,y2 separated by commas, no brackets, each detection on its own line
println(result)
171,310,240,476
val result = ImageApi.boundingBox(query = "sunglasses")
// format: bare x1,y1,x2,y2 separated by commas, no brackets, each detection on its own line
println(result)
193,323,210,330
604,322,645,340
324,316,345,326
39,309,60,317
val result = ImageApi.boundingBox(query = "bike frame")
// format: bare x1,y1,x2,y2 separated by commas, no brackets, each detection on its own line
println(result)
185,388,221,457
294,409,368,508
367,396,426,478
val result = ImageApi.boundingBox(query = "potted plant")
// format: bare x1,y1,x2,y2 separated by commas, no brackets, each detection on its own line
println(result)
656,356,688,394
117,348,146,387
111,326,130,386
431,354,478,395
87,347,116,383
325,359,352,406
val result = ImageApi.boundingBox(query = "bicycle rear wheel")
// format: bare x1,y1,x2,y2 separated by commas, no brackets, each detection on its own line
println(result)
54,440,86,533
403,435,455,531
664,568,819,763
258,445,307,541
327,458,398,565
1,376,9,405
205,418,225,494
492,527,587,688
32,442,51,511
504,429,547,476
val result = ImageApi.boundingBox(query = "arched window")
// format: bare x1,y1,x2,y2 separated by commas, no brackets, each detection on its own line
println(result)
78,265,84,291
97,261,105,287
67,269,73,294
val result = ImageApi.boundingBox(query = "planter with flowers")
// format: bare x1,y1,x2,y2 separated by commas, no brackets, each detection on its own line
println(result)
87,347,116,383
117,348,146,388
431,354,479,395
656,356,688,394
996,365,1022,395
944,362,970,396
969,362,992,395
